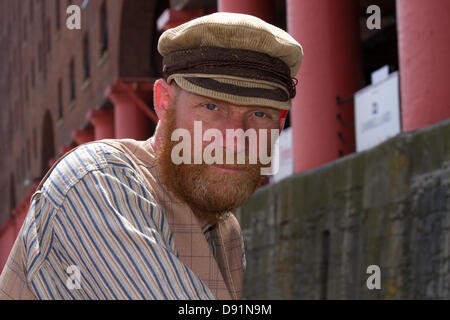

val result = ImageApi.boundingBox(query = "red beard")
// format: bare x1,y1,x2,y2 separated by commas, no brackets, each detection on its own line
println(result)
156,107,264,224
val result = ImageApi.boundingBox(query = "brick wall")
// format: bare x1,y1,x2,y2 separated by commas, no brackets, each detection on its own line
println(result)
0,0,162,225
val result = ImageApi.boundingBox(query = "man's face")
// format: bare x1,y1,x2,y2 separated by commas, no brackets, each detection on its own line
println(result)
157,87,281,223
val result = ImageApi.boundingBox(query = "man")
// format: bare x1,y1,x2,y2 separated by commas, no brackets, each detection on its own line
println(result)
0,12,302,300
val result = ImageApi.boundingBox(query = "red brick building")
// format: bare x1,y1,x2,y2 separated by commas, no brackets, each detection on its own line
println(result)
0,0,172,267
1,0,450,272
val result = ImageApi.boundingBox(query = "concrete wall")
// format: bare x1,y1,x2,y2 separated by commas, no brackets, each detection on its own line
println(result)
237,118,450,299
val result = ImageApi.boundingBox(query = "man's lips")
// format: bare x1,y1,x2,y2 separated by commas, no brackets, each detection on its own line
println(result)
210,164,244,173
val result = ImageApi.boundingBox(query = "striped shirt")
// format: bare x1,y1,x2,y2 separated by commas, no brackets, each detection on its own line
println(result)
16,140,245,300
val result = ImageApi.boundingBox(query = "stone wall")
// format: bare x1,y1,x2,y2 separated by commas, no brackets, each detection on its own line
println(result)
237,118,450,299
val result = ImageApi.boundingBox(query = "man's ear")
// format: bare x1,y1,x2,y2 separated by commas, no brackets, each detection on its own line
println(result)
153,79,174,123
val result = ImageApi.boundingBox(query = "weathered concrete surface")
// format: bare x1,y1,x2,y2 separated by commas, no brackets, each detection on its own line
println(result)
236,118,450,299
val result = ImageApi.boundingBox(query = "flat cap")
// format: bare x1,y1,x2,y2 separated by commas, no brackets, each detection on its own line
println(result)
158,12,303,110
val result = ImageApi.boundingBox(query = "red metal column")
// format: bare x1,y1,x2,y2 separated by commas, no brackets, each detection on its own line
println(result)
86,108,115,140
218,0,274,23
397,0,450,131
105,80,154,140
287,0,363,172
59,144,76,156
72,127,95,145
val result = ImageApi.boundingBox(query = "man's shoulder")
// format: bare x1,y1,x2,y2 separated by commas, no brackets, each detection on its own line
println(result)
40,140,142,208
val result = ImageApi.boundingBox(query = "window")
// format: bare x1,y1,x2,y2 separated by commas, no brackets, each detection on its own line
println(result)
30,1,33,22
31,59,35,88
46,18,51,52
25,75,29,104
33,128,37,159
15,48,18,73
58,79,63,119
70,58,76,100
27,138,31,171
12,48,17,74
23,17,27,40
100,1,108,55
56,0,61,31
15,101,19,127
38,42,43,72
22,147,26,176
41,0,45,36
83,33,90,79
16,158,20,183
19,102,24,129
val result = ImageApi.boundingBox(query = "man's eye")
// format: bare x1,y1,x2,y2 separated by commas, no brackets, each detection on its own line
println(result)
254,111,266,118
205,103,218,111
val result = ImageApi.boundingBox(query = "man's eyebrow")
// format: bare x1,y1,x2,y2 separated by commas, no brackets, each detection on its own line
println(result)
246,106,281,114
188,94,281,115
191,96,228,106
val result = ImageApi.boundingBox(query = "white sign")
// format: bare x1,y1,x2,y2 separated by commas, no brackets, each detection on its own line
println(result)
271,127,293,183
371,65,389,85
354,71,401,152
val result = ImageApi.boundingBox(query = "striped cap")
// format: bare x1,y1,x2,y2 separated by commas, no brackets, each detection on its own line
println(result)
158,12,303,110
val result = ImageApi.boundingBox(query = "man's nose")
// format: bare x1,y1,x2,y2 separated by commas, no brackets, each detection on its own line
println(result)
222,114,247,154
